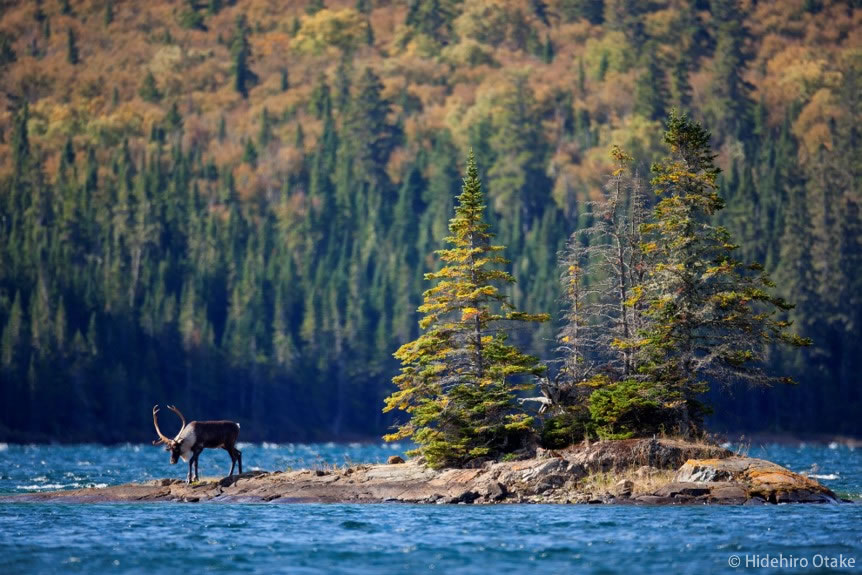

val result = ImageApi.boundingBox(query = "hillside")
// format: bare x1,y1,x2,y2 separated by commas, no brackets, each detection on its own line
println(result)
0,0,859,441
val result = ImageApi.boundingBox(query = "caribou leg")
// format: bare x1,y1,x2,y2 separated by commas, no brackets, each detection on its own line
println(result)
225,446,236,476
192,448,204,482
226,446,242,476
187,457,194,484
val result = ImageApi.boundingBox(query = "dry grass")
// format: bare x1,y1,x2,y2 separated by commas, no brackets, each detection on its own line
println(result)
577,467,676,497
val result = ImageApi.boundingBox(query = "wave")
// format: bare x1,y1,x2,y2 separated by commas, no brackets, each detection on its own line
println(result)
16,482,108,491
808,473,839,480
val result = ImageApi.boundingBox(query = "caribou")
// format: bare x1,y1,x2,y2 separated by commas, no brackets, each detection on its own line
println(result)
152,405,242,484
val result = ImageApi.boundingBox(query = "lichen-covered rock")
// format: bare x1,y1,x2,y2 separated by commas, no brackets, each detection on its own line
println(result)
670,457,838,504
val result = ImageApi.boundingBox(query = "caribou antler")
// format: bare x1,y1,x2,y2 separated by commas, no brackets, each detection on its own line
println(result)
152,405,172,445
167,405,186,435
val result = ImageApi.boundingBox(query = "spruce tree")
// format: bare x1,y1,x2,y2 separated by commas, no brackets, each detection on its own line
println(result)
559,0,604,24
405,0,452,43
306,0,325,15
242,139,258,166
384,152,549,467
1,292,23,368
633,45,667,121
258,106,272,148
707,0,752,140
342,68,397,191
11,104,30,177
139,72,160,102
231,15,255,98
66,28,79,65
640,110,810,434
670,52,693,110
0,33,16,67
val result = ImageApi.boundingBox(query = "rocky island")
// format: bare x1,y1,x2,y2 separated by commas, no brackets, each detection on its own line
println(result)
2,439,841,506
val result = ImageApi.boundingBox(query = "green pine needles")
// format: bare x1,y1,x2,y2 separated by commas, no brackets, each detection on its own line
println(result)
384,116,811,461
557,110,810,440
383,152,549,468
637,109,810,433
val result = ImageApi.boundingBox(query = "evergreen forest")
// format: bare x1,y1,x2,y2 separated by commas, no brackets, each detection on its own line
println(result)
0,0,859,442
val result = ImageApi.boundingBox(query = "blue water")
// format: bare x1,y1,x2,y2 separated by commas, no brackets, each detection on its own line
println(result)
1,442,860,574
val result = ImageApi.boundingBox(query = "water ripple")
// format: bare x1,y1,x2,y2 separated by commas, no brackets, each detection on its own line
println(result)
0,444,860,573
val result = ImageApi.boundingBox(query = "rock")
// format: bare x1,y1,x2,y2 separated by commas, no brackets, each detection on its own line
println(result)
654,482,711,498
773,489,835,504
153,478,179,487
565,462,588,479
480,481,507,502
708,484,748,505
444,490,479,504
634,465,659,479
673,456,838,504
746,466,837,503
674,458,757,483
387,456,405,465
634,495,678,505
522,458,567,480
615,479,634,498
217,471,266,488
534,448,561,460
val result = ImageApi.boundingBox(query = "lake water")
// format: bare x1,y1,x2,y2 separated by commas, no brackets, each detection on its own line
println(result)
1,442,860,574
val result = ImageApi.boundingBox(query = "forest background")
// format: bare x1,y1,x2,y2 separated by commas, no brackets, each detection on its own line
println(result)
0,0,858,442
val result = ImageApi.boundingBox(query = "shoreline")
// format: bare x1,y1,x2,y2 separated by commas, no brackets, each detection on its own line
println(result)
0,439,843,506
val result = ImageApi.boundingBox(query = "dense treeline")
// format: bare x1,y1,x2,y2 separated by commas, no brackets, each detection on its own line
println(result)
0,0,859,441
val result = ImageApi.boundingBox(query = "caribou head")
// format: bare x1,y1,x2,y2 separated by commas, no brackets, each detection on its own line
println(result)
152,404,188,464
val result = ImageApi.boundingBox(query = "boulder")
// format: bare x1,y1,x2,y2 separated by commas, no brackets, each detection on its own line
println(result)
387,455,405,465
633,495,679,505
615,479,634,498
670,456,838,504
653,482,711,498
480,481,507,502
707,484,748,505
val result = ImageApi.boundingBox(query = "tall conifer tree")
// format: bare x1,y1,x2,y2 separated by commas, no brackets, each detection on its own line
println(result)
384,152,548,467
640,110,809,433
